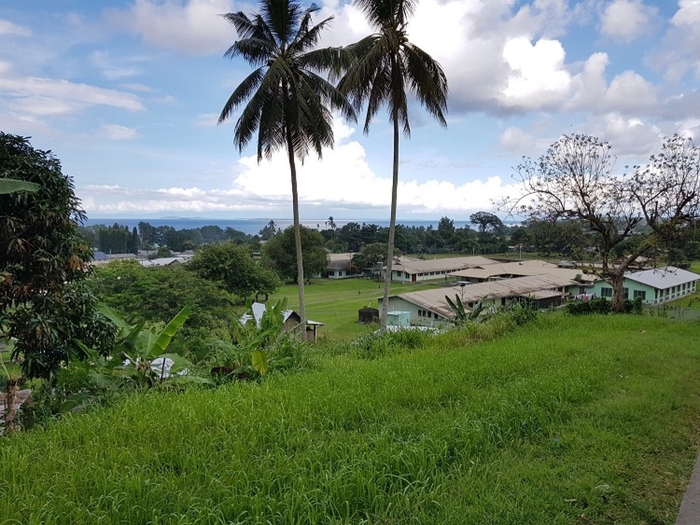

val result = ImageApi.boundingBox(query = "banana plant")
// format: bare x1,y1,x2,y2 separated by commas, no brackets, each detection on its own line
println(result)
98,304,206,388
445,294,486,325
0,178,39,194
207,299,296,382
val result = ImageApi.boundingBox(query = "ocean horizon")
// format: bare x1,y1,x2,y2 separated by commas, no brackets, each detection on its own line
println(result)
83,217,509,236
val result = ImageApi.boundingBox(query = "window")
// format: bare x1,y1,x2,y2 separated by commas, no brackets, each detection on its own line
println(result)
633,290,646,300
623,287,629,300
601,287,613,298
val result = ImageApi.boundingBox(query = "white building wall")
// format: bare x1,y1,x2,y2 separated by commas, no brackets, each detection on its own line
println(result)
380,297,451,328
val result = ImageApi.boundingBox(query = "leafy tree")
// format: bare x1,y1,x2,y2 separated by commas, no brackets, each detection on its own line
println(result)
224,227,249,243
470,211,504,233
337,222,363,251
90,261,236,358
338,0,448,330
189,241,281,301
508,134,700,312
200,225,225,244
138,221,157,248
98,223,131,254
437,216,455,246
261,226,328,282
219,0,355,334
526,219,587,259
258,220,278,241
351,242,400,272
0,133,114,379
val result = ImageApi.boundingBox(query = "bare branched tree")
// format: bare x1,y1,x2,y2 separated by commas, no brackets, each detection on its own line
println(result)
505,133,700,312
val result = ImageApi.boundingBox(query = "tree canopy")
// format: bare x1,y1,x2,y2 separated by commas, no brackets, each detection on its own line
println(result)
188,241,281,301
0,133,113,379
508,133,700,311
470,212,504,233
262,226,328,282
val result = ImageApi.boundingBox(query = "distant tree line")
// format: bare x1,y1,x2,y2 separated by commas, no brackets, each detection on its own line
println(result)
80,212,700,265
80,222,252,253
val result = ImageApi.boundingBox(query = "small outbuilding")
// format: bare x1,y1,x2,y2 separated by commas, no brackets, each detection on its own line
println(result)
241,302,325,343
358,307,379,324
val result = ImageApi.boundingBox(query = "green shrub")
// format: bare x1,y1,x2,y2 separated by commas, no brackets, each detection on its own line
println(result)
350,329,433,359
566,297,612,315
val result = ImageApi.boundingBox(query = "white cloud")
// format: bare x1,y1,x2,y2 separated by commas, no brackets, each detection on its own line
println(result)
566,53,659,116
120,83,155,92
0,19,32,37
102,124,139,140
502,37,571,109
196,113,220,127
604,70,657,112
81,119,520,215
600,0,658,43
106,0,240,55
0,68,146,116
672,0,700,27
92,51,146,80
577,113,662,156
500,127,536,152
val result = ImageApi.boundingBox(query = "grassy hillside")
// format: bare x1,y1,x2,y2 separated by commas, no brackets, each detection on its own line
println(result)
2,315,700,524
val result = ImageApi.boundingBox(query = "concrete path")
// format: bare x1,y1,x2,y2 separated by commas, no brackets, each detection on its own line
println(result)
676,455,700,524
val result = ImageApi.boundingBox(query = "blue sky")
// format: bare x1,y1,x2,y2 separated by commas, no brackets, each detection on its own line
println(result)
1,0,699,221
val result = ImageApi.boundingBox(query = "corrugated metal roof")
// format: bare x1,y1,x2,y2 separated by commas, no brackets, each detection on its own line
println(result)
625,266,700,289
391,256,498,274
449,262,596,282
390,274,577,315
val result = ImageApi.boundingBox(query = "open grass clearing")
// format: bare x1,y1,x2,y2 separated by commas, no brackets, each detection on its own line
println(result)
268,278,441,340
2,314,700,523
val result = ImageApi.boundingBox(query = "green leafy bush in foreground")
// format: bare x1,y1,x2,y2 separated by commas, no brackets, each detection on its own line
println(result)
1,315,699,523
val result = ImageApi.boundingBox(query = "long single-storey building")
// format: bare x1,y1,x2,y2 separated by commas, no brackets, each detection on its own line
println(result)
384,256,498,283
589,266,699,305
448,259,597,287
379,274,580,327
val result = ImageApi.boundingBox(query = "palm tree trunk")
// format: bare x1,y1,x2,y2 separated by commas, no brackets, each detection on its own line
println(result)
380,110,400,331
285,128,307,340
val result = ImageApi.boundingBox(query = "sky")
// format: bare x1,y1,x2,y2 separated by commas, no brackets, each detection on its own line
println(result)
1,0,699,221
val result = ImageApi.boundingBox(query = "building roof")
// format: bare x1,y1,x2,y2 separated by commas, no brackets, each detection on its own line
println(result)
625,266,700,290
449,260,596,283
391,256,498,275
385,274,579,318
326,253,352,271
139,257,188,268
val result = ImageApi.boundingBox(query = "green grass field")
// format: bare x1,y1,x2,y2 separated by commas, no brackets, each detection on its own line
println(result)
2,314,700,524
268,278,440,340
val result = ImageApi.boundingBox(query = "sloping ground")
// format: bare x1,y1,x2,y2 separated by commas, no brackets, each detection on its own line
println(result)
1,315,700,524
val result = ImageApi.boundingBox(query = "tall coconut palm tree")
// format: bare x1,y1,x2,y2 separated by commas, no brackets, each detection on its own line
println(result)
219,0,355,333
338,0,448,331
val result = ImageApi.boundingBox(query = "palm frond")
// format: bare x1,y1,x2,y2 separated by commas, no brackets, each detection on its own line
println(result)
288,16,333,55
295,3,322,42
354,0,417,29
218,67,265,124
403,43,448,126
224,38,275,65
262,0,301,45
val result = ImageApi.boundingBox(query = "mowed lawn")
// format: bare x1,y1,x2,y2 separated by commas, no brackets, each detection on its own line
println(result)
2,315,700,523
268,278,440,340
